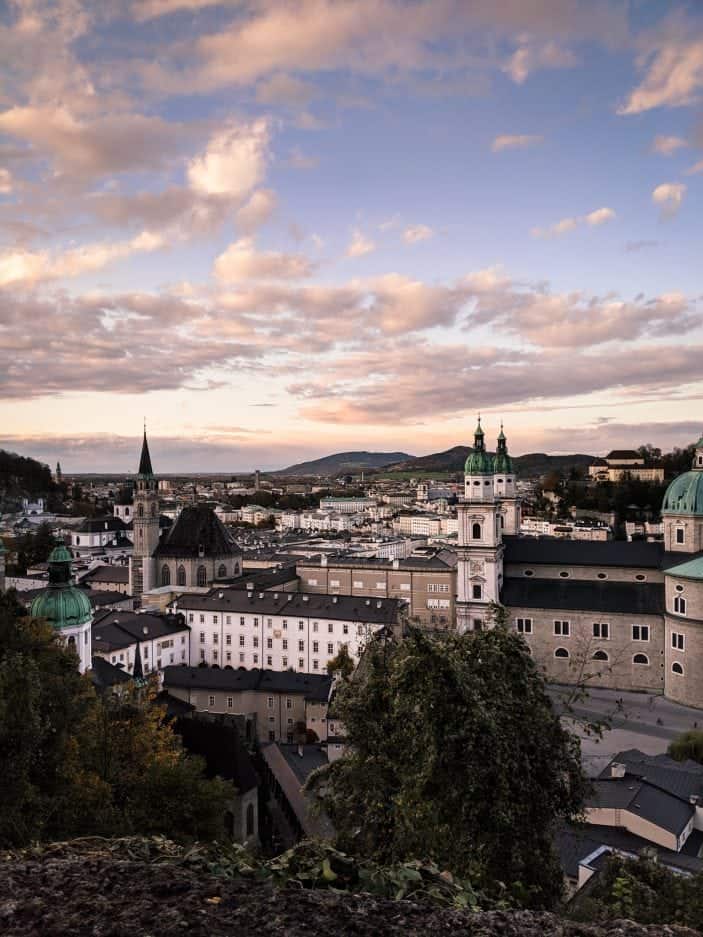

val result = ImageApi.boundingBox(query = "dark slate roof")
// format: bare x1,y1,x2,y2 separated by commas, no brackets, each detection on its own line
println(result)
91,655,132,690
154,505,241,558
174,587,401,624
555,827,607,879
298,553,454,571
606,450,643,461
590,779,694,835
92,610,189,652
503,536,665,569
501,577,664,615
155,689,196,719
278,742,329,786
601,750,703,802
163,665,332,702
223,567,299,590
562,824,703,875
74,516,127,534
81,565,129,584
138,430,154,476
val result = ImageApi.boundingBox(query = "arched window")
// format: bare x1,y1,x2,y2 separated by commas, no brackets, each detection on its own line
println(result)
554,647,569,659
161,565,171,586
197,565,207,587
633,653,649,665
138,503,144,518
177,565,186,586
472,522,482,540
218,563,227,578
672,662,684,676
246,802,255,837
67,635,76,648
592,650,609,661
674,595,687,615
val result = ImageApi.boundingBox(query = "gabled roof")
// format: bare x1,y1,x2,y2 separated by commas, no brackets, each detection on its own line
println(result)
91,655,133,690
81,565,129,584
589,778,694,836
501,577,664,615
601,750,703,802
154,505,241,558
92,610,189,652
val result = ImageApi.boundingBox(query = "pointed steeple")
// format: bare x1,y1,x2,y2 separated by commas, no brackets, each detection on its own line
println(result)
474,414,485,451
133,640,144,681
138,425,154,477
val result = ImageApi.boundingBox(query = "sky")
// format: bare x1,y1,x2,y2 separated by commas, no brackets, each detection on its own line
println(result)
0,0,702,472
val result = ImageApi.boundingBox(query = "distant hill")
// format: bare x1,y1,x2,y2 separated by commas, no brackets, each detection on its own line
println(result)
385,448,595,477
275,451,414,476
0,449,53,498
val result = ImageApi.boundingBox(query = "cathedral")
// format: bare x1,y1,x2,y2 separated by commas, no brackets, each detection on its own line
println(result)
457,422,703,709
128,431,243,601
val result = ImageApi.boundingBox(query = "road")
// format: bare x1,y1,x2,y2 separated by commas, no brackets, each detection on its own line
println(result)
549,686,703,776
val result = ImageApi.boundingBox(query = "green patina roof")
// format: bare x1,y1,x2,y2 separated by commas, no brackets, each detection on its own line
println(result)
665,556,703,581
493,452,514,474
465,449,494,475
30,540,92,631
662,471,703,516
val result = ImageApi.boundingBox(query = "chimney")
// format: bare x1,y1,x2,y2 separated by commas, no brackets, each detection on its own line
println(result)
609,763,626,779
690,794,700,806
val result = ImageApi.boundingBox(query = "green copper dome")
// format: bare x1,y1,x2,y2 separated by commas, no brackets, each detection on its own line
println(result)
464,418,495,475
662,471,703,516
30,541,92,631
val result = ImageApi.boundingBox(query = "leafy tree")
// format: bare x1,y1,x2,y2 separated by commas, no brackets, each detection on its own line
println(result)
667,729,703,764
326,644,355,679
307,627,589,909
485,600,509,630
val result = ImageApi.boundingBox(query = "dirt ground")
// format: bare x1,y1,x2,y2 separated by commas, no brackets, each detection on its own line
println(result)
0,840,699,937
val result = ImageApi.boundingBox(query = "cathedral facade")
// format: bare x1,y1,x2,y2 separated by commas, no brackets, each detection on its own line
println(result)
457,425,703,709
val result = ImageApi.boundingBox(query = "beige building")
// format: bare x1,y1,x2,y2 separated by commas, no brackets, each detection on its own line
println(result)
589,450,664,483
163,666,332,744
296,553,456,628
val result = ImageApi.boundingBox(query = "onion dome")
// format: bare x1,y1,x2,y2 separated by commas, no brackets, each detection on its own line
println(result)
30,540,92,631
493,422,514,474
464,417,494,475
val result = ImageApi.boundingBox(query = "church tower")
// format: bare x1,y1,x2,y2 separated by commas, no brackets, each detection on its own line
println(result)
456,418,504,632
493,424,521,535
129,428,160,602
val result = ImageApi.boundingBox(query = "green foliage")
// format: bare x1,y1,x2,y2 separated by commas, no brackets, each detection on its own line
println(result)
571,855,703,929
326,643,355,679
307,628,589,910
0,594,232,847
668,729,703,764
485,600,509,630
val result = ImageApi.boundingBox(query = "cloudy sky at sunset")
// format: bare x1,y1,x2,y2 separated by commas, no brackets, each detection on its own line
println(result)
1,0,702,471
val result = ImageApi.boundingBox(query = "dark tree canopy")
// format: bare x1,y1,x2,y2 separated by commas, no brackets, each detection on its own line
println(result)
308,628,589,909
668,729,703,765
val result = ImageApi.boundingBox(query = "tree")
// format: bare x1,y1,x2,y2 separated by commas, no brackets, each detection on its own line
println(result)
485,600,509,630
307,628,589,909
326,644,355,679
668,730,703,764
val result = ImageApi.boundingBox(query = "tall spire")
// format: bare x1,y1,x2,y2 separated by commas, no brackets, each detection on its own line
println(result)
133,640,144,681
474,414,485,451
138,425,154,477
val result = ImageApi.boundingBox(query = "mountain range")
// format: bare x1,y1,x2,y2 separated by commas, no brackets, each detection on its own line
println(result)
275,451,414,476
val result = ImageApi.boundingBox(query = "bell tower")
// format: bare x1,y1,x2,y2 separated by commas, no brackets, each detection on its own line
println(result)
493,423,521,535
129,427,160,602
456,418,504,632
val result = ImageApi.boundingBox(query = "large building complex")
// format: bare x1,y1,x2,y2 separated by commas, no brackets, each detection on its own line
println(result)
456,425,703,708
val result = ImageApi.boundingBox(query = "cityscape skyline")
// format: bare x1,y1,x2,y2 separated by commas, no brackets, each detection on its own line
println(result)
1,1,702,470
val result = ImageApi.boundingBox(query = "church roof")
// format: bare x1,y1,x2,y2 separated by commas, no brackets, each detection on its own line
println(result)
664,556,703,582
154,504,241,558
662,470,703,516
30,540,92,630
501,577,665,615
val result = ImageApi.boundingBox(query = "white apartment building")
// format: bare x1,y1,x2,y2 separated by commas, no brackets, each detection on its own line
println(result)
319,496,377,513
170,589,401,675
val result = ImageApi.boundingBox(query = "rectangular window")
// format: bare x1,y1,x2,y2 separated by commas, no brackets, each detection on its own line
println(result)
299,621,305,631
213,615,218,625
240,616,245,626
554,620,570,637
343,624,349,635
199,631,205,644
632,624,650,641
226,634,231,645
181,635,186,644
330,579,340,587
299,658,304,669
267,655,272,666
353,580,363,588
208,695,215,707
227,697,233,709
200,649,205,661
267,618,272,628
672,632,685,651
327,642,334,654
253,617,259,627
226,651,232,662
282,638,288,650
282,656,288,667
313,641,319,653
328,623,334,633
472,584,482,600
188,613,194,623
267,696,274,708
199,615,205,624
400,582,411,590
593,622,609,639
239,635,245,647
286,698,292,709
267,637,273,649
226,615,231,625
212,633,218,644
313,621,319,632
239,652,245,663
313,659,319,670
516,618,532,634
298,640,305,652
212,650,218,662
253,653,259,664
253,636,259,648
282,619,288,629
676,528,685,544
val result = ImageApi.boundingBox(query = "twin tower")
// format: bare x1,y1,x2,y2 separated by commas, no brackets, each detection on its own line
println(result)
456,419,521,633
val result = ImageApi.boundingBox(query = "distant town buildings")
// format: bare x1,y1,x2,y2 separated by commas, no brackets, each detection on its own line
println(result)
589,449,665,483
